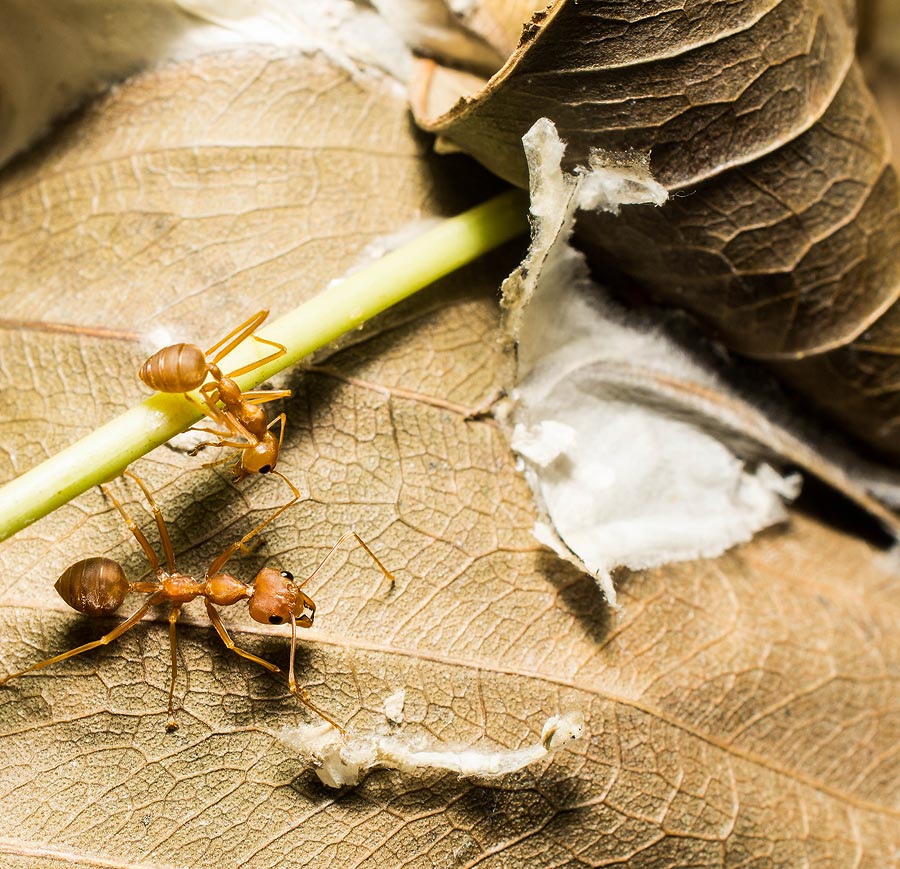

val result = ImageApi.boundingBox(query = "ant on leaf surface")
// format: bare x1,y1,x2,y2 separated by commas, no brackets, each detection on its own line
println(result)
139,309,298,505
0,472,393,733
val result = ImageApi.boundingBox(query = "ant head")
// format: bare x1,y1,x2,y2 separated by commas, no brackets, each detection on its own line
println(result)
240,432,279,476
247,568,305,625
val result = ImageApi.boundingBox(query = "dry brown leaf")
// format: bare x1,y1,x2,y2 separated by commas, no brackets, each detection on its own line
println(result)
859,0,900,78
1,46,899,868
410,0,900,465
862,0,900,164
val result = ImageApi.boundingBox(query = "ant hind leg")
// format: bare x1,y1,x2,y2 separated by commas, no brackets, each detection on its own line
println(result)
0,592,165,685
101,482,162,575
205,310,269,364
122,472,175,573
223,334,287,380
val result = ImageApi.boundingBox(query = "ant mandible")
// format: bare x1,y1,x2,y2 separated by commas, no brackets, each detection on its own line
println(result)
0,471,394,732
139,309,294,488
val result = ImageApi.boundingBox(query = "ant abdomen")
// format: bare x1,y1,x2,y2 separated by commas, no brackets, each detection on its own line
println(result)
139,343,208,393
55,557,129,616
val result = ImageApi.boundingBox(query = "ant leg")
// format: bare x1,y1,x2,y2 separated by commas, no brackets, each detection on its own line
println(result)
223,335,287,379
197,382,225,422
184,391,237,437
288,614,345,733
296,531,394,591
238,390,292,405
206,471,300,577
101,483,161,575
202,386,283,414
231,470,299,557
189,438,252,455
188,425,233,438
205,604,343,731
184,390,216,420
267,412,286,447
0,592,165,685
123,472,175,573
205,310,269,364
166,605,182,731
205,601,281,675
199,456,242,478
187,405,262,457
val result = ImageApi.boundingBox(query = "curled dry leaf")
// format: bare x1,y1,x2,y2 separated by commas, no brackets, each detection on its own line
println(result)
0,44,899,869
504,117,900,606
410,0,900,465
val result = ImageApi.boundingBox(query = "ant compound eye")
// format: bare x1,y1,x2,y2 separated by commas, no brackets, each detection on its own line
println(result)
259,465,271,474
281,571,293,580
268,615,283,625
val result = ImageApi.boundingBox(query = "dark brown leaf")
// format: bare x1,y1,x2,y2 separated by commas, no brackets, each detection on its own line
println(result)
411,0,900,464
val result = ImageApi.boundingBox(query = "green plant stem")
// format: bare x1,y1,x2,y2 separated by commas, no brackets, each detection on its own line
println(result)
0,188,530,542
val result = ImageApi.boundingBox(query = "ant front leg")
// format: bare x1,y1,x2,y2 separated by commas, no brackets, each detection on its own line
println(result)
287,614,345,733
205,604,343,732
196,385,255,443
189,437,254,455
267,412,287,452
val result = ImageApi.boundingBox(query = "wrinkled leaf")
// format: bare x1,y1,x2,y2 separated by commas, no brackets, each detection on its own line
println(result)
504,117,900,596
410,0,900,464
1,47,899,869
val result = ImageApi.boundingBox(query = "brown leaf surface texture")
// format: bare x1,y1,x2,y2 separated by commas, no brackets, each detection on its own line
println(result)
410,0,900,464
1,48,899,868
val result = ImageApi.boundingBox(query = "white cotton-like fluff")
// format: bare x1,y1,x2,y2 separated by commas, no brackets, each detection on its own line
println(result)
503,119,803,606
510,421,577,468
383,688,406,724
277,711,585,788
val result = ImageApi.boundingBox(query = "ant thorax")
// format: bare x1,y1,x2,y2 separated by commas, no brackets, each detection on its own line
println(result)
203,573,250,606
234,401,269,439
215,377,244,407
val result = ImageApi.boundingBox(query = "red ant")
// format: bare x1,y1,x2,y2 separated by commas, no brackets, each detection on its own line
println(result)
0,472,393,732
139,309,294,490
